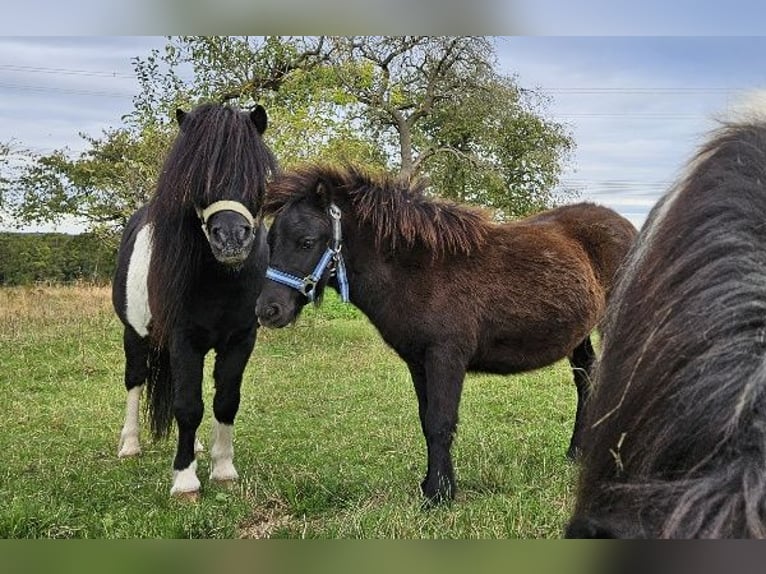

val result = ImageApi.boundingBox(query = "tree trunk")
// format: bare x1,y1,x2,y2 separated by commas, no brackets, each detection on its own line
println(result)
396,113,415,181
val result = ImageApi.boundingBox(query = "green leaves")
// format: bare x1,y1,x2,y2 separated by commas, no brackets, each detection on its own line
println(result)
7,36,576,232
11,124,173,230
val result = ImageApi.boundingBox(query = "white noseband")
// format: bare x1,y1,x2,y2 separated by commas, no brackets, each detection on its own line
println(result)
196,201,256,241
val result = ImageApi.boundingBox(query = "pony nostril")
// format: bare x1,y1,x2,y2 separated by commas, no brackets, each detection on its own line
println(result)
265,303,282,319
237,225,252,242
210,225,225,243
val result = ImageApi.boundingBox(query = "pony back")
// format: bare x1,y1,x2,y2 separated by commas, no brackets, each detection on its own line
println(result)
568,115,766,538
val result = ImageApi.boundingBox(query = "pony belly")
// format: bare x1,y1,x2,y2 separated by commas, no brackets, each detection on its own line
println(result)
470,335,580,374
125,224,154,338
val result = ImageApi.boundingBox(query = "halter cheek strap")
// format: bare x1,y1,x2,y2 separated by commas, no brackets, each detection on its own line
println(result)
265,203,350,303
196,200,257,241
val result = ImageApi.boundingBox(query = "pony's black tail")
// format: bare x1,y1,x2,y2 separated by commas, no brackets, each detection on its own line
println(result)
145,345,174,439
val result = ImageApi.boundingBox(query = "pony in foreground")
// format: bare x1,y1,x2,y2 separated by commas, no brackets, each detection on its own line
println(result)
566,114,766,537
112,103,276,498
256,164,636,503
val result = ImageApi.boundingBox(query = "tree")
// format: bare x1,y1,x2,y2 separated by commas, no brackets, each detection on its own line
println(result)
130,36,384,169
12,123,172,231
9,36,575,231
324,36,575,217
0,140,35,227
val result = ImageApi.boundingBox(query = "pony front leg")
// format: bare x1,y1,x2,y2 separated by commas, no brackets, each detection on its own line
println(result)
210,421,237,482
420,349,466,504
210,328,256,484
169,339,205,498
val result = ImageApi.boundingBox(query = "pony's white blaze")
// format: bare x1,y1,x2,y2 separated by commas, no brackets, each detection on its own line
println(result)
125,224,153,337
171,459,200,495
118,385,143,457
210,421,238,482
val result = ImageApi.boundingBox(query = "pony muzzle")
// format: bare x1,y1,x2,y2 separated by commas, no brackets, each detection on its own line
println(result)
197,201,257,240
197,201,258,264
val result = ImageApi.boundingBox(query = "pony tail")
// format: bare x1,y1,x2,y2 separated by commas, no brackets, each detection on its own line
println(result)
145,345,174,439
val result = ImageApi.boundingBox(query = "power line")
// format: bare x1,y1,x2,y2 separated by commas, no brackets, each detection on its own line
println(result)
0,81,134,98
551,113,705,119
542,87,743,94
0,63,135,79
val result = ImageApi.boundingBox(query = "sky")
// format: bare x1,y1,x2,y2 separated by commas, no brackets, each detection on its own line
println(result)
1,36,766,232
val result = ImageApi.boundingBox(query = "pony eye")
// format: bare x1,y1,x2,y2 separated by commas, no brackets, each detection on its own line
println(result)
299,238,315,250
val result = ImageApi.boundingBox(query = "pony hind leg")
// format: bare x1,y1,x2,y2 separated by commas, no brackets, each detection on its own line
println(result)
118,327,149,458
209,327,257,484
567,335,596,460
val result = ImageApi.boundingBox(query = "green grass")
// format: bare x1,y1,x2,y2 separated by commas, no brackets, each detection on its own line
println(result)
0,285,579,538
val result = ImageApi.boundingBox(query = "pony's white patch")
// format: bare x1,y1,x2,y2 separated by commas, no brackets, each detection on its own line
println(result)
118,385,143,457
171,459,200,495
126,224,154,338
194,437,205,453
210,420,238,482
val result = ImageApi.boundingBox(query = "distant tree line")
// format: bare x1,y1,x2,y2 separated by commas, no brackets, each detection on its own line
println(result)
0,232,117,285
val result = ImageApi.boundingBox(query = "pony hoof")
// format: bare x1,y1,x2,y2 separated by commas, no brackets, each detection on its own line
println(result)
172,490,201,503
420,479,454,507
118,437,141,458
210,461,239,483
118,446,141,458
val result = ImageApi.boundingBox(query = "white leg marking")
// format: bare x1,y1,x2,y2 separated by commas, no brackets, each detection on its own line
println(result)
171,460,201,495
194,437,205,454
210,420,238,482
118,385,143,457
126,224,154,338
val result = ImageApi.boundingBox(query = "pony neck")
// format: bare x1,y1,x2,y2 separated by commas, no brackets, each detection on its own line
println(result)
331,220,399,320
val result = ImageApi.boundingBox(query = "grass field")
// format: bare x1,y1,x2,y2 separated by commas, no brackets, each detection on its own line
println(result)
0,285,579,538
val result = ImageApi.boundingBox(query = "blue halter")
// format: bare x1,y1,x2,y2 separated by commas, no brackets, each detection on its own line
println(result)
265,203,350,303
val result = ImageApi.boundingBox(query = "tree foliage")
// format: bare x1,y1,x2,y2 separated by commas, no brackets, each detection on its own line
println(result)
0,232,116,285
8,36,576,232
11,124,172,230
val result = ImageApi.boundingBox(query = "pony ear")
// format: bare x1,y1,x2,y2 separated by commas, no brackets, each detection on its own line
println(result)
175,109,188,129
316,180,335,207
250,105,268,134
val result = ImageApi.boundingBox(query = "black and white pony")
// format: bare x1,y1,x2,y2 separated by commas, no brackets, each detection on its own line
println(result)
112,102,276,498
566,108,766,537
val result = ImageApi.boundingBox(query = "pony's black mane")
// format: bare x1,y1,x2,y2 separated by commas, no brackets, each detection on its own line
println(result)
147,103,277,345
572,117,766,538
265,164,490,257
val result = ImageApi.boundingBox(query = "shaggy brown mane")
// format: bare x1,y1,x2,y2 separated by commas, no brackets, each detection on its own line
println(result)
265,164,490,257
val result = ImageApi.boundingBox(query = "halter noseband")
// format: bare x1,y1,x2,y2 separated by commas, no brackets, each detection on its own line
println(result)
196,200,257,242
265,203,350,303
